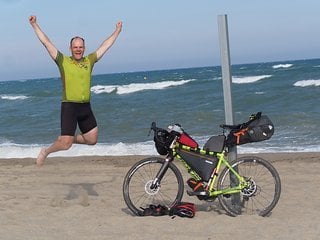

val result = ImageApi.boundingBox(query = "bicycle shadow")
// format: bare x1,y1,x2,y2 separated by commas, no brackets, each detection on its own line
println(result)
196,201,226,215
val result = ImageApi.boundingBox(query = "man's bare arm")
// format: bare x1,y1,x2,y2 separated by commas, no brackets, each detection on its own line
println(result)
96,21,122,61
29,15,58,60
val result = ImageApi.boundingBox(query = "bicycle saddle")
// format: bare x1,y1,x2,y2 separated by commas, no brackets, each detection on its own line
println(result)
220,124,242,130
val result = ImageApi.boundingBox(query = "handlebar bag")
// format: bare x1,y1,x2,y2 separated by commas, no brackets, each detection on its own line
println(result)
154,130,174,155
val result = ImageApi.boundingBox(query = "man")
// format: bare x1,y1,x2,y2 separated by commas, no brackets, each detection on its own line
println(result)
29,15,122,166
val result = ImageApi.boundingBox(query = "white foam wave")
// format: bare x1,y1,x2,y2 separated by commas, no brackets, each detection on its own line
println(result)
1,140,320,159
232,75,272,84
272,64,293,69
91,79,195,95
293,79,320,87
239,144,320,154
90,85,117,94
0,142,157,159
0,94,29,100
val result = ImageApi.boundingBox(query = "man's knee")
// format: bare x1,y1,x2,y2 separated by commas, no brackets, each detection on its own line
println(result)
58,136,74,150
83,127,98,145
86,137,97,145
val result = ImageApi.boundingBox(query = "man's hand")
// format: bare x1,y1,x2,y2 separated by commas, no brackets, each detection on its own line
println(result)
29,15,37,25
28,14,58,60
116,21,123,32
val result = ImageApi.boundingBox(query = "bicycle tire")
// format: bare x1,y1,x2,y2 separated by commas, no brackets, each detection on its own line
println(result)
123,157,184,216
217,156,281,217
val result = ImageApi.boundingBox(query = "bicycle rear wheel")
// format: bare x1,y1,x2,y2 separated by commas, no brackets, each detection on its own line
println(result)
217,156,281,217
123,157,184,216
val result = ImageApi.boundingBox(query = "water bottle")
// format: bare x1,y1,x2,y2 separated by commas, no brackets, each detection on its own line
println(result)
168,124,183,134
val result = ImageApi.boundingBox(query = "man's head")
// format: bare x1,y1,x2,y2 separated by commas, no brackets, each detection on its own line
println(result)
70,36,85,61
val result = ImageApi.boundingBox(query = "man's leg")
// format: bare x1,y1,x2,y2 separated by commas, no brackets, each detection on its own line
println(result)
36,135,74,167
74,127,98,145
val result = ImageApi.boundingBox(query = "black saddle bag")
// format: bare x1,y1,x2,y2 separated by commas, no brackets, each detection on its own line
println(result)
226,113,274,147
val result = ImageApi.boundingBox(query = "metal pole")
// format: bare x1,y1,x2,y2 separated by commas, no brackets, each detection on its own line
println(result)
217,14,237,159
218,14,240,211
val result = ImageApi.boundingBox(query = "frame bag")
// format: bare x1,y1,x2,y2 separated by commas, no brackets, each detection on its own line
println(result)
177,148,218,182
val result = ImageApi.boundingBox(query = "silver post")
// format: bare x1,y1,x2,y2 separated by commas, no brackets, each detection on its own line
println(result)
218,14,240,209
217,14,237,159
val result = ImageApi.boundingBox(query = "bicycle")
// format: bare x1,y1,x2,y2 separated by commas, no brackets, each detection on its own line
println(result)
123,113,281,217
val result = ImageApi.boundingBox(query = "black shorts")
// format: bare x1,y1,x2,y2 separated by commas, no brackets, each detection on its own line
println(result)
61,102,97,136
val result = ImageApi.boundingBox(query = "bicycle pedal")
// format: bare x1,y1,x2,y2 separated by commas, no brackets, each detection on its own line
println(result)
187,190,209,197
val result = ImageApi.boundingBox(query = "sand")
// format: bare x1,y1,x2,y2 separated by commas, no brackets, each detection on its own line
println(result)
0,152,320,240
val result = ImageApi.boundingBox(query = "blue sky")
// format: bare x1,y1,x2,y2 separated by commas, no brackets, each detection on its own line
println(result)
1,0,320,81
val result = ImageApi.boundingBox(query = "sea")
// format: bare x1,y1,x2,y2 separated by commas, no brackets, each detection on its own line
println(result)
1,58,320,159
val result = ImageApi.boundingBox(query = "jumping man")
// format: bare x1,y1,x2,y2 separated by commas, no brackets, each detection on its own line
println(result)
29,15,122,166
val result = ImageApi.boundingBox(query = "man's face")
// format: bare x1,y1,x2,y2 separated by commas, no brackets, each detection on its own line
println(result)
70,37,85,61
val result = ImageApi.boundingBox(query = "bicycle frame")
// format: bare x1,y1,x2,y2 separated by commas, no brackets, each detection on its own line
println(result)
150,124,249,200
173,143,247,198
207,152,246,197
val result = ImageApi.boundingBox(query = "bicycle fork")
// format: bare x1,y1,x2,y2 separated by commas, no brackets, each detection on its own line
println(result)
150,156,173,190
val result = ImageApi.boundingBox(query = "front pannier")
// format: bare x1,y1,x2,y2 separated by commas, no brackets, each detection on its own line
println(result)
226,113,274,147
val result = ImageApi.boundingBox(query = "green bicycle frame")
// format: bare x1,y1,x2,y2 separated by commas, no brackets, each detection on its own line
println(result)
174,144,247,198
207,152,246,197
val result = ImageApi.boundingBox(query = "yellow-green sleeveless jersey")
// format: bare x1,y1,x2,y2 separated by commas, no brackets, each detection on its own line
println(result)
55,51,98,103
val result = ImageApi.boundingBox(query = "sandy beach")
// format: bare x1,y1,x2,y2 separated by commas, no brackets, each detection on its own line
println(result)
1,152,320,240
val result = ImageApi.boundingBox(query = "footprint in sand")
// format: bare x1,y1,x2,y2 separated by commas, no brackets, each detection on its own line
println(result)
51,183,98,207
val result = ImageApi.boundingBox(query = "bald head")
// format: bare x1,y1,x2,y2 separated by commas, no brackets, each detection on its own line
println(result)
69,37,85,61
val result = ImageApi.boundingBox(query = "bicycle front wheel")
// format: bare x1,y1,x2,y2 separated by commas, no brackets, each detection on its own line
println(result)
217,156,281,217
123,157,184,216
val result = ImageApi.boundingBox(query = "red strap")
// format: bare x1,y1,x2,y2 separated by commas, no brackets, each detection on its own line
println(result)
233,128,248,144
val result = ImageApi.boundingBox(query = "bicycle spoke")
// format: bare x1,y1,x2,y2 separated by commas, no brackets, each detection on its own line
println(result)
218,156,281,216
123,157,184,216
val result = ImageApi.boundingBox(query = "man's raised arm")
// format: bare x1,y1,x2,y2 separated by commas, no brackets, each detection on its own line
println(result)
96,21,122,61
29,15,58,60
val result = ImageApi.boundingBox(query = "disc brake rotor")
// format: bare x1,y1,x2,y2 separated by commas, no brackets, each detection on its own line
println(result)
242,178,257,197
145,180,160,195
